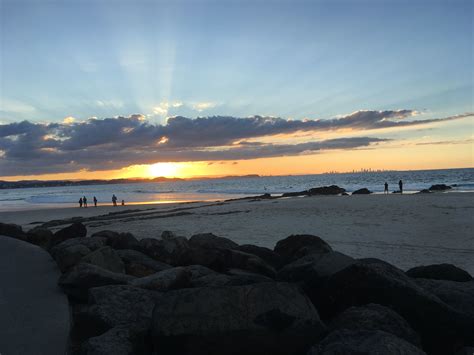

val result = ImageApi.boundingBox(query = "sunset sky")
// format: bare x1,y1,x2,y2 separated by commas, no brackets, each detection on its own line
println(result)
0,0,472,180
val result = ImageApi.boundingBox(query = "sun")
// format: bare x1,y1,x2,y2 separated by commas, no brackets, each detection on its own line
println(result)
147,163,180,178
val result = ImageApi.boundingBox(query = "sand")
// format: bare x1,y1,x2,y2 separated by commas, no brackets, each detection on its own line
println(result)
1,192,473,274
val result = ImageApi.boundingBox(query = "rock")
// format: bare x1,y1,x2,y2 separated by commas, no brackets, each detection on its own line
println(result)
151,282,326,355
352,188,372,195
418,189,432,194
58,263,134,301
128,267,191,291
139,237,192,265
307,330,426,355
192,269,273,287
92,230,140,250
161,231,177,240
236,244,285,269
328,304,421,347
456,347,474,355
117,249,172,277
274,235,333,264
429,184,452,191
50,237,107,259
277,251,355,285
189,233,238,250
0,222,26,240
312,260,474,354
52,222,87,247
26,227,54,249
307,185,346,195
54,244,92,273
406,264,473,282
415,279,474,318
80,285,160,334
82,247,125,273
182,265,217,280
81,326,138,355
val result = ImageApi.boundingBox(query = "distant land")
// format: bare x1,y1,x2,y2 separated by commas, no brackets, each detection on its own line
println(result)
0,174,261,190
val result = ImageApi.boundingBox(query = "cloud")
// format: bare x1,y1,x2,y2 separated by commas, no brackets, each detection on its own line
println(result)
192,102,217,112
0,110,471,176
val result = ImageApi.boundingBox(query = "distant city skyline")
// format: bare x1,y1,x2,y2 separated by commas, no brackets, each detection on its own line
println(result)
0,0,472,180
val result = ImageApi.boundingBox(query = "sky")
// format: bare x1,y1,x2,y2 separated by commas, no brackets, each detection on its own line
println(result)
0,0,472,180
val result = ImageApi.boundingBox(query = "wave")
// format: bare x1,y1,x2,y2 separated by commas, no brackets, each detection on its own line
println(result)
0,197,25,202
132,189,176,194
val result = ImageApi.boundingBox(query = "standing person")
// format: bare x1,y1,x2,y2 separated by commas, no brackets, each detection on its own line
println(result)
384,182,389,194
79,197,83,208
83,196,88,207
112,194,117,206
93,196,98,207
399,180,403,194
121,199,125,206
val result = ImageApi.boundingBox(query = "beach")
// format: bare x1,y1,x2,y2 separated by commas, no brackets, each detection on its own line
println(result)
2,192,473,274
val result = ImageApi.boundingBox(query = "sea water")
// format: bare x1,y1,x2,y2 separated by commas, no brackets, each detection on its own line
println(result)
0,168,473,211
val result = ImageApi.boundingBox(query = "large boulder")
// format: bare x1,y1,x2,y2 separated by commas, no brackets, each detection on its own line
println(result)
328,304,421,347
26,227,54,249
274,235,333,264
236,244,285,269
0,222,26,240
189,233,238,250
151,282,326,355
182,265,217,280
139,237,192,265
82,247,125,273
429,184,452,191
58,263,134,301
129,267,191,291
312,260,474,354
52,222,87,247
406,264,473,282
81,326,147,355
277,251,355,285
352,188,372,195
92,230,140,250
307,185,346,195
415,279,474,318
117,249,172,277
307,330,426,355
192,269,273,287
54,244,92,272
50,237,107,259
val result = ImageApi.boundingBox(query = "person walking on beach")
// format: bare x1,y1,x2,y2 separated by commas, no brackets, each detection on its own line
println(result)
83,196,88,207
121,199,125,206
93,196,98,207
384,182,389,194
112,194,117,206
399,180,403,194
79,197,83,208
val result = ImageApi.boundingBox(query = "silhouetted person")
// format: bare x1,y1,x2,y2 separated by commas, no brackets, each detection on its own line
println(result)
384,182,388,194
112,194,117,206
79,198,83,208
399,180,403,194
93,196,98,207
121,199,125,206
83,196,88,207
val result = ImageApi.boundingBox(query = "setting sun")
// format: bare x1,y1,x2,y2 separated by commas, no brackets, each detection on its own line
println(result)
147,163,180,178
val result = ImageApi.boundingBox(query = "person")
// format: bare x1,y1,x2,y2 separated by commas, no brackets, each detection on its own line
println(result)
384,182,388,194
83,196,88,207
399,180,403,194
79,197,83,208
121,199,125,206
93,196,98,207
112,194,117,206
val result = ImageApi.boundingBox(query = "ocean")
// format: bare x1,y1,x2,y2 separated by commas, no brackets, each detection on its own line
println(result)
0,168,473,211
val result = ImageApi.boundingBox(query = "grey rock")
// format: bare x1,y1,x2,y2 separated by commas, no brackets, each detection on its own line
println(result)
328,304,421,347
58,263,134,301
274,235,333,264
81,326,136,355
139,236,192,265
52,222,87,247
0,222,26,240
129,267,191,291
189,233,238,250
352,188,372,195
429,184,452,191
50,237,107,259
406,263,472,282
82,246,125,273
192,269,273,287
117,249,172,277
151,282,326,355
308,330,426,355
236,244,284,269
92,230,140,250
26,227,53,249
54,244,92,272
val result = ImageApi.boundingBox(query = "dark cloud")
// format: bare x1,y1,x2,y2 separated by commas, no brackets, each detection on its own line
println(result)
0,110,471,176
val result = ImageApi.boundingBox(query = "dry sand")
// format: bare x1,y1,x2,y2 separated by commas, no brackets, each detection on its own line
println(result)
1,192,473,274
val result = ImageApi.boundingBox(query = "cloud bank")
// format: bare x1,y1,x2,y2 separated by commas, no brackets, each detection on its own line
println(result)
0,110,471,176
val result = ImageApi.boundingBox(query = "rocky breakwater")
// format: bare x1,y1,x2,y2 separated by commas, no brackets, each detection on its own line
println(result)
1,222,473,355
